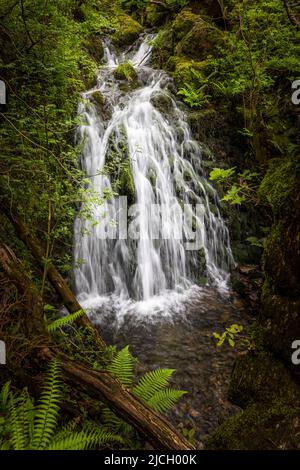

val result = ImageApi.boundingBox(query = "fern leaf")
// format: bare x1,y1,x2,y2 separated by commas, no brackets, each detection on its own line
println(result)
102,406,132,435
147,389,187,413
133,369,175,402
107,346,135,387
9,393,28,450
32,359,61,450
47,428,122,450
47,309,84,333
0,381,11,410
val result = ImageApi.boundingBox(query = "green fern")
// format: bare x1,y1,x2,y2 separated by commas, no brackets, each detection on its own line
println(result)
32,359,61,449
104,346,187,436
133,369,175,402
0,361,122,450
46,309,85,333
107,345,135,387
147,389,187,413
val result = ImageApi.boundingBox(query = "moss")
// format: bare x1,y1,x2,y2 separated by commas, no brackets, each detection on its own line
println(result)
171,57,208,89
172,9,200,41
204,400,300,450
112,14,143,47
228,354,300,408
118,160,135,204
145,4,167,26
83,34,104,63
259,158,299,218
91,90,104,109
114,62,138,85
175,21,224,60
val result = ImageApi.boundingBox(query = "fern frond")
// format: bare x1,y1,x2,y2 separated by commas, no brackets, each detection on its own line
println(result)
47,428,122,450
0,381,11,410
147,389,187,413
9,393,29,450
133,369,175,402
102,406,132,435
47,309,84,333
107,346,135,387
32,359,61,450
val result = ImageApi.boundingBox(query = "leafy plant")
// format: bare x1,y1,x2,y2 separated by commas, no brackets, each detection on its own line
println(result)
178,83,210,108
46,309,85,333
213,324,244,348
209,167,236,183
0,360,122,450
103,346,187,433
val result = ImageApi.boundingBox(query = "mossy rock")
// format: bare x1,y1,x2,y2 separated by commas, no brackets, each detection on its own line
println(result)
113,14,143,47
258,158,298,218
172,9,201,41
114,63,138,86
145,4,168,26
118,160,135,205
204,401,300,450
260,285,300,382
172,57,208,89
83,34,104,63
150,91,173,116
91,91,104,109
175,21,224,60
229,354,300,408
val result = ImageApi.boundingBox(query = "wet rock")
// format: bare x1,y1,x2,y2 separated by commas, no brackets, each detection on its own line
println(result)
114,63,137,81
150,90,173,116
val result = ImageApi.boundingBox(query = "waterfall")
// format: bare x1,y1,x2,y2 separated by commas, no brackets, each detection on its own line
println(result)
73,35,234,318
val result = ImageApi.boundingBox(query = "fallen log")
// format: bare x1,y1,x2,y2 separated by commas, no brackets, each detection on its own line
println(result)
42,347,194,450
0,244,194,450
0,197,106,349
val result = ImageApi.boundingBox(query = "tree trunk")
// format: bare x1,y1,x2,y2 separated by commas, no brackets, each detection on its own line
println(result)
0,244,194,450
1,198,106,349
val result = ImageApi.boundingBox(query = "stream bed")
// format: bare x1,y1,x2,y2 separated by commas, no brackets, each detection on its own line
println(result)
87,287,250,446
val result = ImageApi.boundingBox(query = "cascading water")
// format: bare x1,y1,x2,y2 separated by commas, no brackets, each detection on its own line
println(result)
73,35,234,320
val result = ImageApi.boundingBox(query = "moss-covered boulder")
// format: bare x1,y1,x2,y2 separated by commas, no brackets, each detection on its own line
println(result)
175,21,224,60
113,14,143,47
172,9,200,41
229,354,300,408
91,90,104,109
204,401,300,450
114,62,138,84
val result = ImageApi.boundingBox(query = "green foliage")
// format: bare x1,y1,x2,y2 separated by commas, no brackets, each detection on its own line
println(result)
182,427,196,446
246,236,264,248
178,83,210,108
107,345,136,387
258,158,299,218
213,324,244,348
209,167,260,206
209,168,236,183
178,68,212,108
103,346,186,436
0,360,122,450
114,62,138,82
46,309,85,333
